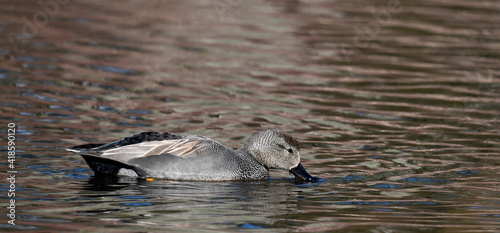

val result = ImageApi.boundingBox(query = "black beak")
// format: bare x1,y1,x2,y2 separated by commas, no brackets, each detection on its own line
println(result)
289,163,319,183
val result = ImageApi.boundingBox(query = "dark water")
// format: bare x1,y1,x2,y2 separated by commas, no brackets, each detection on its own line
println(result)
1,0,500,232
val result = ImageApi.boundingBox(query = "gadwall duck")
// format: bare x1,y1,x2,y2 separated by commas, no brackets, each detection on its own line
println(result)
67,128,318,183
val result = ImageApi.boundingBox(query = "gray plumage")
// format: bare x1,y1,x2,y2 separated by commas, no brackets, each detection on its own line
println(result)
67,128,318,182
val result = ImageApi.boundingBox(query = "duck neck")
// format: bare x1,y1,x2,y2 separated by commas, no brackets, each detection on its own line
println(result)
234,147,269,180
235,147,268,170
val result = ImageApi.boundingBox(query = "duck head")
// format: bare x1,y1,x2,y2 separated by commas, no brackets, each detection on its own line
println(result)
244,128,318,183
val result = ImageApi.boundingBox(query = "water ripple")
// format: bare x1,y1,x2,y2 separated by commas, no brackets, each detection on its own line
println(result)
0,0,499,232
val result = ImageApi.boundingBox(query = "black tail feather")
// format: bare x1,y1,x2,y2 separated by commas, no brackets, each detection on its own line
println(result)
81,154,138,176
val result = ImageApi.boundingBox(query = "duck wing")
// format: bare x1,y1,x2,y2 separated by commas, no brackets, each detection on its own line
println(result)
98,136,229,162
68,132,183,151
67,132,230,163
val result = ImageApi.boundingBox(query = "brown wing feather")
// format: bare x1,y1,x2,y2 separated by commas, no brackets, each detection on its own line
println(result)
99,136,224,162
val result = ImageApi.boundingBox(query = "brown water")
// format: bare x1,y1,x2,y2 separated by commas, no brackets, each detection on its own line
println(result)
1,0,500,232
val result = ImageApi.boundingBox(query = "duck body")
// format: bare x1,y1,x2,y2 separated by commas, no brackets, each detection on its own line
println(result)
68,129,318,183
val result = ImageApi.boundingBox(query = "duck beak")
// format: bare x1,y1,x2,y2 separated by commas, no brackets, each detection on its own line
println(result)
289,163,318,183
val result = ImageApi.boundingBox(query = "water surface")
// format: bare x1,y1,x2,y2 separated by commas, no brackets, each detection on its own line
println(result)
0,0,499,232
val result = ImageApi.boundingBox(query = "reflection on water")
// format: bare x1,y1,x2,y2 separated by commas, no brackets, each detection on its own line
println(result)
1,0,500,232
85,178,306,227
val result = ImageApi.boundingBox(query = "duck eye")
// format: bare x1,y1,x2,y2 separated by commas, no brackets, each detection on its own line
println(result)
277,144,294,154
